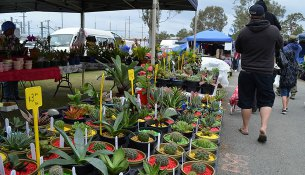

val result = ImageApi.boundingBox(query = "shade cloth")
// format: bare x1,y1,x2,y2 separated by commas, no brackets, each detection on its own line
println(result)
0,67,61,81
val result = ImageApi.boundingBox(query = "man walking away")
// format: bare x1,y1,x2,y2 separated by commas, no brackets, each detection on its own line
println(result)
235,4,283,143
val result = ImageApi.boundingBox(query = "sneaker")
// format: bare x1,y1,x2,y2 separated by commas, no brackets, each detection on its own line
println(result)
281,109,287,115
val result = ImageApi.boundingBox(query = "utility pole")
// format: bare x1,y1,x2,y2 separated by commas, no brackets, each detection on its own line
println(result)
40,22,44,38
61,12,63,29
28,21,30,35
109,21,111,31
46,20,50,36
128,16,130,39
142,24,143,42
94,16,96,29
14,19,22,33
10,17,13,22
22,13,26,34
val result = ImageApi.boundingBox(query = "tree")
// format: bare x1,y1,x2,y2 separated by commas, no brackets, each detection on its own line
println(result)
232,0,286,39
190,6,228,32
176,28,192,40
281,13,305,39
157,31,171,40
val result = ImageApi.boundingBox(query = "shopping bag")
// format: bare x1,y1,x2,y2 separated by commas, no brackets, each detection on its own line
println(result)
273,75,280,88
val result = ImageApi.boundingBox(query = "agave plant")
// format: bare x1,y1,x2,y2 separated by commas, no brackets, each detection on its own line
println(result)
100,148,129,175
101,111,131,138
147,107,177,127
101,55,141,95
161,87,186,109
138,161,168,175
40,126,112,175
1,132,33,151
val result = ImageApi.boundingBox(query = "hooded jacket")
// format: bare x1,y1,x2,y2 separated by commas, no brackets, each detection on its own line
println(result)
235,19,283,74
255,0,281,30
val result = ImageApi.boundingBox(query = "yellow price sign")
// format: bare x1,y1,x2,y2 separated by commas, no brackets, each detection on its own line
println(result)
154,64,159,86
128,69,135,81
25,86,42,109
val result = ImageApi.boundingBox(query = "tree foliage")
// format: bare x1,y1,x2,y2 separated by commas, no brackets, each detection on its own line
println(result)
176,28,193,40
281,13,305,38
157,31,171,40
190,6,228,32
232,0,286,39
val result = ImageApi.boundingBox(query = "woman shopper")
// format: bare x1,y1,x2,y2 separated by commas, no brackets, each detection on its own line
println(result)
279,36,300,115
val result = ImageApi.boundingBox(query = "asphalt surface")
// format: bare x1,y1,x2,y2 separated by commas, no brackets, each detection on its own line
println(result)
217,71,305,175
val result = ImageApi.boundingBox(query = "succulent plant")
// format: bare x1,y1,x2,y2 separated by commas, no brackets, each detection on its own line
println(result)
71,121,92,135
170,132,183,143
191,162,206,173
155,155,169,167
124,148,138,160
194,149,210,160
178,111,195,123
92,142,106,151
188,171,197,175
54,120,65,130
194,139,214,148
8,154,29,171
163,143,178,155
172,121,193,133
2,132,33,151
49,165,64,175
138,132,150,142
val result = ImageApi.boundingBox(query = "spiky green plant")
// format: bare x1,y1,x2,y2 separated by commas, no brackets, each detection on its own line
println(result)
155,155,169,167
124,148,138,160
172,121,193,133
195,149,210,161
161,87,186,109
100,148,129,175
137,132,150,142
7,154,29,171
193,139,215,149
92,142,106,151
163,143,178,155
178,111,196,124
170,132,183,143
9,117,24,131
2,132,33,151
191,162,206,173
49,165,63,175
138,161,168,175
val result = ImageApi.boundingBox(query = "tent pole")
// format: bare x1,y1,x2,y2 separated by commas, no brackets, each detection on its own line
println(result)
151,0,157,65
193,10,198,52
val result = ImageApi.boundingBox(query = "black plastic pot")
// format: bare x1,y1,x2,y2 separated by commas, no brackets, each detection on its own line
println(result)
156,78,170,87
181,130,194,139
128,132,156,154
146,123,170,135
184,80,200,92
124,125,138,132
138,127,163,137
60,60,68,66
200,83,215,95
65,163,98,175
170,79,184,88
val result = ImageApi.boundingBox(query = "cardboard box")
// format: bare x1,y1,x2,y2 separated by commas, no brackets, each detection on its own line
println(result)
0,102,18,112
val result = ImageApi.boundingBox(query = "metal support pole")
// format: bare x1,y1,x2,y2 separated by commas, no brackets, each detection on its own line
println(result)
151,0,158,65
193,10,198,52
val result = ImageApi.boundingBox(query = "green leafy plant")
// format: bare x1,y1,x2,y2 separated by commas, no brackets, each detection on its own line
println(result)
40,140,54,156
54,120,65,130
187,74,201,82
192,162,206,173
132,46,151,61
172,121,193,133
193,139,215,149
204,74,214,85
67,89,82,106
81,82,100,105
169,132,183,143
9,117,25,131
138,161,168,175
100,148,129,175
71,121,92,135
2,132,33,151
188,171,197,175
215,89,227,101
147,107,177,128
48,165,63,175
163,143,178,155
101,111,130,138
155,155,169,167
7,154,29,171
161,87,186,109
101,55,140,95
178,111,196,124
124,148,138,160
40,126,112,175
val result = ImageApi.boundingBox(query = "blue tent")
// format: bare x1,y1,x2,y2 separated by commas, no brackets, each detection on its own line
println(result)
186,29,232,42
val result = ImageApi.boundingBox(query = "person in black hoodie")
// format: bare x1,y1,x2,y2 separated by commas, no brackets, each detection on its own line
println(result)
255,0,281,30
235,4,283,143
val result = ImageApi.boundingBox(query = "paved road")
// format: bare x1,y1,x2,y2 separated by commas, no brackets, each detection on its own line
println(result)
217,71,305,175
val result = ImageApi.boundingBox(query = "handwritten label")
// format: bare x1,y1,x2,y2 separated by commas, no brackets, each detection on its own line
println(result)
25,86,42,110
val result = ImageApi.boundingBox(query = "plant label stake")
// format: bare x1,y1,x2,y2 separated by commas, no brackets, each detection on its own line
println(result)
40,156,44,175
128,69,135,95
154,104,157,119
103,106,106,116
181,54,184,70
99,73,105,136
137,120,140,132
137,94,141,108
30,143,36,160
10,170,16,175
195,119,199,134
6,126,11,138
115,136,118,150
119,173,123,175
168,55,171,71
189,138,192,156
177,56,180,70
50,117,54,131
154,64,159,87
5,118,9,130
172,167,175,175
147,143,151,161
72,167,76,175
0,156,5,175
25,86,42,173
60,134,64,148
85,128,88,145
110,90,112,99
157,133,161,151
120,97,125,106
26,121,30,136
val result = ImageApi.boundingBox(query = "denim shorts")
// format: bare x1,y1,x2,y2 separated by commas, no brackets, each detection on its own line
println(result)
238,70,275,109
280,87,291,97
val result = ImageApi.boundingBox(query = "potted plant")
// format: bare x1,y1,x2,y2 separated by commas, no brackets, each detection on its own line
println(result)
87,141,115,153
63,106,87,124
191,139,218,153
137,161,168,175
123,148,146,166
70,121,97,139
128,132,156,153
1,131,33,156
161,87,186,110
100,148,130,175
138,127,162,137
200,74,215,95
155,143,184,160
186,148,217,165
8,117,25,132
200,112,221,133
181,161,215,175
50,120,72,133
132,46,151,64
20,109,50,127
195,128,219,144
4,154,38,175
171,121,194,138
41,126,112,175
27,140,59,161
185,74,201,92
163,132,190,148
147,154,179,173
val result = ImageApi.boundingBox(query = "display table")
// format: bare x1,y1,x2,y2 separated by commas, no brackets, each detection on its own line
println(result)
0,67,61,81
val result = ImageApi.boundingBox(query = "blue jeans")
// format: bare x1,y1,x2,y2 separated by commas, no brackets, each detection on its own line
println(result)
3,81,19,99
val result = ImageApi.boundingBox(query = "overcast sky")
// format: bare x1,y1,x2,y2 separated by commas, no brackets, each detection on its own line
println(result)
0,0,304,38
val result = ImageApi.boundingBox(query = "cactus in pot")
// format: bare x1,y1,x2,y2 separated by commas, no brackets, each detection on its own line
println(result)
138,132,150,142
163,143,178,155
49,165,63,175
92,142,106,151
124,148,138,160
191,162,206,173
155,155,169,167
170,132,183,142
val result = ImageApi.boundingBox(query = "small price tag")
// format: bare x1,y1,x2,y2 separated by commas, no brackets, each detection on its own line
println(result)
25,86,42,110
128,69,134,81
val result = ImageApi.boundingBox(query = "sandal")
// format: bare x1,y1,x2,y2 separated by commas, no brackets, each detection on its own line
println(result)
238,128,249,135
257,130,267,143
